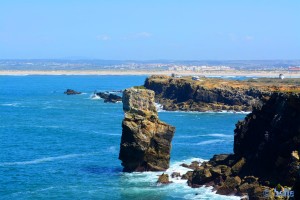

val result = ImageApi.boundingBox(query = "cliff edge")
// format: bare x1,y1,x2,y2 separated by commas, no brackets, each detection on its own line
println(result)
119,88,175,172
144,75,300,112
184,93,300,199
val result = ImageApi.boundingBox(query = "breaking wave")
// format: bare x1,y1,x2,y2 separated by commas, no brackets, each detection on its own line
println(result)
0,153,99,166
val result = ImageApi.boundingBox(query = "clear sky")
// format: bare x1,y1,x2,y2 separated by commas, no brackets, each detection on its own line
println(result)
0,0,299,60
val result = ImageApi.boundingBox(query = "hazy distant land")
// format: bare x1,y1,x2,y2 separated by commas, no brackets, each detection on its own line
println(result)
1,69,300,77
0,59,299,77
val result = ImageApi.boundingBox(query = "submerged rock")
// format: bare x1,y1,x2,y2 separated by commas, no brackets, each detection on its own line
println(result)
64,89,81,95
171,172,181,178
157,173,172,184
119,88,175,172
96,92,122,103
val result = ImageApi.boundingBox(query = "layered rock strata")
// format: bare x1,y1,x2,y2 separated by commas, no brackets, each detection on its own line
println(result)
119,88,175,172
182,93,300,199
144,75,300,112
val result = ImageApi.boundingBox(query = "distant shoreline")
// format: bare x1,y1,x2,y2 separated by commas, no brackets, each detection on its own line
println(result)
0,70,300,77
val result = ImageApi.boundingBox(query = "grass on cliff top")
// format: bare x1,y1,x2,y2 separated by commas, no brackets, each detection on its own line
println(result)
133,85,146,89
246,78,300,85
147,75,300,93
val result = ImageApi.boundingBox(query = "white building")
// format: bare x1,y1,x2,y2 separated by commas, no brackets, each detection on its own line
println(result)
279,74,284,80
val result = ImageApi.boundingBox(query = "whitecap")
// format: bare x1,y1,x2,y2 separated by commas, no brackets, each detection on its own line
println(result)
0,152,99,166
107,133,120,136
177,133,231,139
155,103,164,112
195,139,225,145
159,110,249,114
30,125,61,129
11,186,56,196
207,133,232,137
1,103,20,107
106,146,117,153
204,110,251,114
90,93,101,100
42,106,59,109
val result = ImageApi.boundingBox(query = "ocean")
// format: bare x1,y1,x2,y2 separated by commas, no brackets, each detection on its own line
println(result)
0,75,245,200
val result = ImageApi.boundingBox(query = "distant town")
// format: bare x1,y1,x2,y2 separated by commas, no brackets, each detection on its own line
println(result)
0,59,300,72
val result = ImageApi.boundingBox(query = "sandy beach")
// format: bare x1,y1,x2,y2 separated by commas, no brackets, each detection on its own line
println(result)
0,70,300,77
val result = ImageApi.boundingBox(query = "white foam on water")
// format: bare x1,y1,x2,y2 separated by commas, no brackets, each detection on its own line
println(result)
30,125,61,129
159,109,250,114
121,158,240,199
195,139,225,145
166,158,204,183
176,135,203,139
106,146,117,153
205,110,251,114
155,103,164,112
90,93,101,100
1,103,21,107
177,133,232,139
11,186,56,197
0,152,99,166
207,133,232,138
175,139,227,146
42,105,60,109
107,133,120,136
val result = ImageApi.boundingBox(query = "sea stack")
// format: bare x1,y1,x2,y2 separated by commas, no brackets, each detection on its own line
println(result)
119,88,175,172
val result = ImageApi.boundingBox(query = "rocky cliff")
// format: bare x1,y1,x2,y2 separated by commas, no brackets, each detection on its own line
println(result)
119,88,175,172
144,75,300,112
184,93,300,199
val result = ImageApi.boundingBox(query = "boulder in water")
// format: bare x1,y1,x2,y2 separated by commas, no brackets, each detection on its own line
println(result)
64,89,81,95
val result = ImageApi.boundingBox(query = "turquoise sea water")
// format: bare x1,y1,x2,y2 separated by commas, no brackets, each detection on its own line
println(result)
0,75,245,200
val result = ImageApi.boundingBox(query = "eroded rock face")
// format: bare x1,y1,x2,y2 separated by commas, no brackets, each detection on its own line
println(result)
144,75,300,112
184,93,300,199
119,88,175,172
233,93,300,185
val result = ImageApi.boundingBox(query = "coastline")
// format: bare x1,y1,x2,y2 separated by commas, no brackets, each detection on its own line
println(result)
1,69,300,77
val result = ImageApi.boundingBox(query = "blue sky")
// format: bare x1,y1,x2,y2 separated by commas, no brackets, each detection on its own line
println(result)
0,0,299,60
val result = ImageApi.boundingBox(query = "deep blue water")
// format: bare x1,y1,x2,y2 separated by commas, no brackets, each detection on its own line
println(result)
0,75,245,199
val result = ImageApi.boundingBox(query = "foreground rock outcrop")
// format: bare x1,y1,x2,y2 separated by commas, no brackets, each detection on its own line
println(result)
183,93,300,199
119,88,175,172
144,75,300,112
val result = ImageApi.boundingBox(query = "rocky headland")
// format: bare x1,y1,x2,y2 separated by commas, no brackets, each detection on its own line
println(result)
179,92,300,199
144,75,300,112
119,88,175,172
